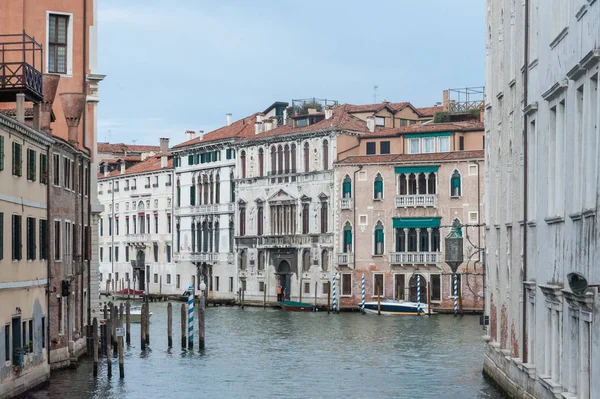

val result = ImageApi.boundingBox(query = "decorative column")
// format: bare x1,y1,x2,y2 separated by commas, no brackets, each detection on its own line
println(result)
427,228,432,252
403,228,409,252
416,228,421,252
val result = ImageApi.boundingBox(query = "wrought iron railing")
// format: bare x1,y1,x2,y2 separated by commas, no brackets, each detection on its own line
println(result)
0,32,43,101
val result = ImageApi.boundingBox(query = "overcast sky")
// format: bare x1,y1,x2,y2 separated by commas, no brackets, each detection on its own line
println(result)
97,0,485,147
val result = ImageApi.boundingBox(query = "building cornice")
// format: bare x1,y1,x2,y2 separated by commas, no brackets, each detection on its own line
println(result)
0,114,55,146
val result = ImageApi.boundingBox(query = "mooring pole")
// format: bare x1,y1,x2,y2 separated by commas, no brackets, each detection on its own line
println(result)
141,303,146,350
125,301,131,345
167,302,173,348
198,294,205,350
181,303,186,349
93,318,98,377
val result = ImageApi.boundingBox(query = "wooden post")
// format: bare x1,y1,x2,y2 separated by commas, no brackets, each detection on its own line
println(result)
141,303,146,350
167,303,173,348
327,284,331,314
241,287,245,309
103,303,108,321
458,276,464,315
427,281,432,316
377,285,381,316
127,279,131,300
145,297,150,346
99,324,105,358
198,295,205,349
263,286,266,309
119,302,125,325
106,315,112,378
314,282,318,311
118,334,124,379
93,318,98,377
181,303,186,349
125,301,131,345
112,304,118,355
299,278,303,303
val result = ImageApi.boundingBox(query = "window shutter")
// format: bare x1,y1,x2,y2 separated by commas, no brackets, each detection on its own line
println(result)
0,213,3,260
190,186,196,206
345,229,352,245
188,155,193,165
31,150,36,181
376,229,384,242
0,136,4,171
343,181,351,195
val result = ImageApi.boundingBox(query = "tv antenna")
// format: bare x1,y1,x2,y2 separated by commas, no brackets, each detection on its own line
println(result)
373,85,378,103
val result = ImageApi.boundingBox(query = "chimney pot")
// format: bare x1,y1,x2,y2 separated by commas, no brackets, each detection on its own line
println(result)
226,113,232,126
16,93,25,123
160,137,169,153
120,161,126,174
59,92,86,146
366,116,375,133
185,130,196,141
254,121,263,135
198,130,204,141
161,155,168,168
324,106,333,120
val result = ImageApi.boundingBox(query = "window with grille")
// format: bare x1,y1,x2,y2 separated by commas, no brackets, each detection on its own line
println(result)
26,217,36,260
40,153,48,184
12,142,22,177
12,215,22,260
48,14,69,74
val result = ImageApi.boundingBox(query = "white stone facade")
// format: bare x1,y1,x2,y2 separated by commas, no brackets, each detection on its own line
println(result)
484,1,600,398
97,158,192,296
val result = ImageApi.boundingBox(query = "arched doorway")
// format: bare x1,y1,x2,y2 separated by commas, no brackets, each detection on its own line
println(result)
408,274,427,303
135,249,146,291
277,260,291,300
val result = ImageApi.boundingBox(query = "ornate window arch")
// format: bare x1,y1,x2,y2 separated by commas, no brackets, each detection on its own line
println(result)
374,173,383,200
450,169,462,197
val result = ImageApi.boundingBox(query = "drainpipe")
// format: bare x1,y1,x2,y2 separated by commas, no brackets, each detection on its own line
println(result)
46,144,52,363
352,165,363,271
522,0,530,363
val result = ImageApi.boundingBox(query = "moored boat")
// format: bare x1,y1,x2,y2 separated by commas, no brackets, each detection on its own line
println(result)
113,288,145,299
359,299,431,315
129,306,152,322
279,301,314,312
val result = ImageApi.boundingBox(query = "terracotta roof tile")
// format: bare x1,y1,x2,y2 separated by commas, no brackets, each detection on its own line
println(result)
172,113,260,149
0,107,35,117
99,154,173,179
337,150,484,165
346,102,412,113
97,142,160,154
416,106,445,117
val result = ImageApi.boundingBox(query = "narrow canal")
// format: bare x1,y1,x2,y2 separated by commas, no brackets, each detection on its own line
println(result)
27,303,504,399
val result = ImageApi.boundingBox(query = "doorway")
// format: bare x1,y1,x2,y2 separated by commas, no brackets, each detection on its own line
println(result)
12,316,21,356
277,260,291,300
408,274,427,302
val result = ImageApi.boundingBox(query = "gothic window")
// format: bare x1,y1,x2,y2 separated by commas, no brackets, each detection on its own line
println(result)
320,201,328,233
302,203,309,234
271,146,276,174
291,144,297,173
239,206,246,236
258,148,264,177
240,151,247,179
342,175,352,198
257,204,264,236
451,169,462,197
343,222,352,253
284,145,290,173
304,142,310,172
277,145,283,175
215,174,220,203
374,221,384,255
374,173,383,200
323,139,329,170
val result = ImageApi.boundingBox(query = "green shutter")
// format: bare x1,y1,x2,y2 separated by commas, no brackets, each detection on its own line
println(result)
190,186,196,206
343,181,351,195
226,149,231,159
0,136,4,171
375,180,383,193
188,154,193,165
212,151,217,162
344,229,352,245
194,154,199,164
13,142,22,177
0,213,3,260
200,153,205,163
40,153,47,184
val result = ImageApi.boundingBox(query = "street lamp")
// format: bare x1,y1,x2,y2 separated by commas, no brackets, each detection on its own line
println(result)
445,219,464,316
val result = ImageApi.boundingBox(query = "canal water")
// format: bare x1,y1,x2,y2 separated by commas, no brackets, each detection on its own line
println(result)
27,303,504,399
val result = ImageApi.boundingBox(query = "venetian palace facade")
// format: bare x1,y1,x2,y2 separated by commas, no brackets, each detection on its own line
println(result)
0,0,103,396
485,0,600,398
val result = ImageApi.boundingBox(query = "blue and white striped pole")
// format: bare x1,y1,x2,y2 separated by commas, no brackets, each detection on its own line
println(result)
188,285,194,349
332,275,337,313
417,274,422,315
361,274,365,312
453,274,458,317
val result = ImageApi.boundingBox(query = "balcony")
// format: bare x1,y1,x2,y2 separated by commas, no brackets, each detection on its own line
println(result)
257,235,315,248
389,251,441,265
395,194,438,208
126,234,151,244
0,33,43,102
340,198,353,210
337,253,354,266
174,252,228,263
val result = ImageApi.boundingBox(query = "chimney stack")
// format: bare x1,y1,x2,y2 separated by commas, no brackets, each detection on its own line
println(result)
185,130,196,141
442,90,449,110
256,113,264,123
59,93,86,146
366,116,375,133
324,106,333,120
226,113,232,126
40,74,61,133
120,161,126,174
160,137,169,153
198,130,204,141
15,93,25,123
254,121,263,135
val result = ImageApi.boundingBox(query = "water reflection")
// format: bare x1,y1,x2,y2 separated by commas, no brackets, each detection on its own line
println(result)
27,304,505,399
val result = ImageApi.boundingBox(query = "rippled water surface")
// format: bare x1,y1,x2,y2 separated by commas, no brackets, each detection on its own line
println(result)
28,303,505,399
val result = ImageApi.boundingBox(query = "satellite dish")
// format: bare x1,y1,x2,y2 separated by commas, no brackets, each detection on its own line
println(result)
567,272,589,297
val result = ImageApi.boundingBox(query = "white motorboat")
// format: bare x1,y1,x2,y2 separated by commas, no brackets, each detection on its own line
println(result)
359,299,432,315
129,306,152,323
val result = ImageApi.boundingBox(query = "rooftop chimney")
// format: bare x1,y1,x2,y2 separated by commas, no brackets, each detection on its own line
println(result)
226,113,232,126
120,161,126,175
256,113,264,123
185,130,196,141
160,137,169,153
254,121,263,135
40,74,60,133
161,155,168,168
324,106,333,120
366,116,375,133
16,93,25,123
442,90,449,110
198,130,204,141
59,93,86,146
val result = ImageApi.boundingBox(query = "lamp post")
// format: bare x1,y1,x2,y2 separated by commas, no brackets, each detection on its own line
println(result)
445,219,464,317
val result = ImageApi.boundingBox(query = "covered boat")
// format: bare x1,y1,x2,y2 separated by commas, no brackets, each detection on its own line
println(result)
279,301,314,312
114,288,144,299
360,299,430,315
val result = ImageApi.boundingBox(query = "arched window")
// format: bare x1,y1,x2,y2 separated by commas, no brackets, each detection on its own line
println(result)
302,203,309,234
284,145,290,173
191,221,196,252
408,173,417,194
374,221,384,255
239,205,246,236
321,249,329,272
431,228,440,251
190,177,196,206
240,151,247,179
277,145,283,175
258,148,264,177
214,222,220,252
202,221,208,252
395,228,406,252
302,250,311,272
323,139,329,170
418,173,426,194
203,175,209,204
374,173,383,200
208,222,213,252
407,229,417,251
428,172,436,194
271,146,277,174
229,221,234,252
342,175,352,198
343,222,352,253
230,172,235,202
196,221,201,251
291,144,297,173
409,274,427,303
258,251,265,271
451,170,462,197
320,201,328,233
399,174,407,195
304,142,310,172
176,179,181,206
240,250,247,270
215,174,220,203
419,229,429,251
257,204,264,236
209,174,214,204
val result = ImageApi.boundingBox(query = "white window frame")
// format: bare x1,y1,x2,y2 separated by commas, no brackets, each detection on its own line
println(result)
438,136,450,152
54,219,62,262
375,116,385,127
468,211,478,224
430,273,442,302
409,138,420,154
423,137,435,153
340,273,352,297
45,11,74,76
468,164,478,175
372,273,384,296
358,215,368,226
